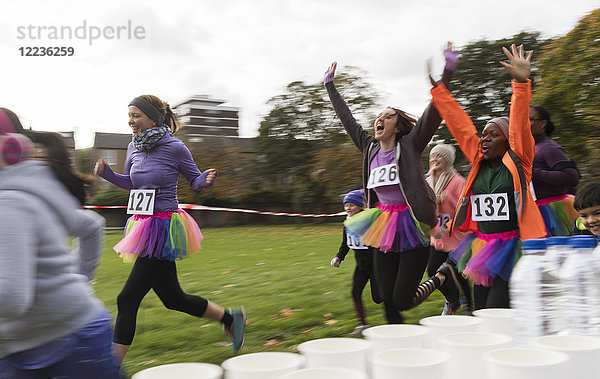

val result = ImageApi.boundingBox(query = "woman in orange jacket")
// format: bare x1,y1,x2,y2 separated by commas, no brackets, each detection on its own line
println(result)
429,44,546,310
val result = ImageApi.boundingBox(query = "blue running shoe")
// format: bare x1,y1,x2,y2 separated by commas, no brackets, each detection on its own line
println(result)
226,307,246,354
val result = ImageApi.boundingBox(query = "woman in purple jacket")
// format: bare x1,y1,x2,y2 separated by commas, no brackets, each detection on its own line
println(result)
94,95,245,366
530,105,580,236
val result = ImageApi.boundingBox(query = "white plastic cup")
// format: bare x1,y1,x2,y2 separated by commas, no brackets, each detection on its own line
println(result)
473,308,518,340
221,352,305,379
533,335,600,377
296,338,372,372
419,315,483,347
438,332,513,379
131,362,223,379
371,348,449,379
482,347,568,379
279,367,368,379
362,324,430,354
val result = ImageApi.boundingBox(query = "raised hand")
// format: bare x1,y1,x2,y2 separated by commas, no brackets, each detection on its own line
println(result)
500,44,532,83
444,41,459,71
324,62,337,85
427,41,459,87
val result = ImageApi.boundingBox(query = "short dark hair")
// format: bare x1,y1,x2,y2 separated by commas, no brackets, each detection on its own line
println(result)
530,105,555,136
574,182,600,211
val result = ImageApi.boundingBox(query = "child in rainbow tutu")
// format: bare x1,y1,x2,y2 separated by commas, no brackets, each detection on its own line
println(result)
430,44,547,310
95,94,245,367
324,42,463,324
330,189,382,333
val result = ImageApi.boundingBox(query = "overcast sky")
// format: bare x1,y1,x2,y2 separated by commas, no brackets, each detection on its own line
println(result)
1,0,598,148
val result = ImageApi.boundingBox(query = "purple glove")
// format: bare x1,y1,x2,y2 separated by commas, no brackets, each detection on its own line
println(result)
444,48,459,71
324,62,336,84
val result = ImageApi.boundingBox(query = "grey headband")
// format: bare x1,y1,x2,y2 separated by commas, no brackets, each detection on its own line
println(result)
129,97,165,127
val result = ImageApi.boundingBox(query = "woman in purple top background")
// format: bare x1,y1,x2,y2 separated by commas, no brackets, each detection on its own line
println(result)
94,95,245,367
530,105,580,236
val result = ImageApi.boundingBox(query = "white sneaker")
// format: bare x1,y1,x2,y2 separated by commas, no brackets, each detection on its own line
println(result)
351,324,371,335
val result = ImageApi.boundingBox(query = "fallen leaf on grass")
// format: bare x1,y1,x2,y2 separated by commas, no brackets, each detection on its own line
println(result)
324,319,338,326
301,327,317,335
264,339,280,347
280,309,295,318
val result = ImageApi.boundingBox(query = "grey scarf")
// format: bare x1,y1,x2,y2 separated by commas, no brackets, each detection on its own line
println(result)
132,125,169,152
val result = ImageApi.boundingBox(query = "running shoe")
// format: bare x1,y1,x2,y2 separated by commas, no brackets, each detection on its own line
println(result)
226,307,246,354
437,262,462,308
351,324,371,335
463,306,474,316
441,300,461,315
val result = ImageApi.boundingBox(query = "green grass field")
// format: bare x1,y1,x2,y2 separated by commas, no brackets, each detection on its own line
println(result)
93,224,445,377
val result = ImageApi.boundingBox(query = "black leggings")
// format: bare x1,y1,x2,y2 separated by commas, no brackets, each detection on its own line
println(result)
473,277,510,310
373,245,432,324
427,248,473,309
352,250,382,304
113,257,209,345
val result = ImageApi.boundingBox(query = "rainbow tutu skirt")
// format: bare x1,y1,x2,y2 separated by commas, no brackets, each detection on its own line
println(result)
344,203,427,253
449,230,521,287
114,209,203,262
536,194,578,237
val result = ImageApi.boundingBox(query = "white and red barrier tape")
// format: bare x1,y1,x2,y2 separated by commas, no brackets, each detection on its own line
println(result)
84,204,346,218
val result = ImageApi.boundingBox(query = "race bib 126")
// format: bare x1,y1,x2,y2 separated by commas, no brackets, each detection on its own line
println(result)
470,193,509,222
127,189,156,215
367,163,400,189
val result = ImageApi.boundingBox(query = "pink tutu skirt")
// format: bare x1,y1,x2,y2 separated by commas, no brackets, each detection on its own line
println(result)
344,203,427,253
114,209,203,261
449,230,520,287
536,194,578,237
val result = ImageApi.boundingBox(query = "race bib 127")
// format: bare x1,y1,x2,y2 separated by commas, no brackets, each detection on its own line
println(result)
127,189,156,215
470,193,509,222
367,163,400,189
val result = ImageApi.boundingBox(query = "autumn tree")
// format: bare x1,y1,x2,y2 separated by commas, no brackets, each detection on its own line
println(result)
178,142,260,206
256,66,381,208
533,8,600,182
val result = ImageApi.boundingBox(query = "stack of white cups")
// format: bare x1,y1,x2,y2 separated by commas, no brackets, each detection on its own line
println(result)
215,304,600,379
136,307,600,378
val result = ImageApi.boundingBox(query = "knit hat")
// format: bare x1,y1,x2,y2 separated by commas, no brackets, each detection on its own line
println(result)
487,117,509,141
429,144,456,166
343,189,364,207
0,109,33,166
